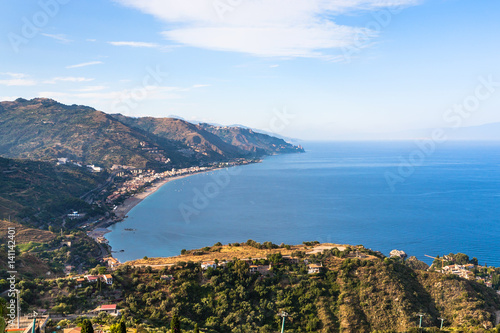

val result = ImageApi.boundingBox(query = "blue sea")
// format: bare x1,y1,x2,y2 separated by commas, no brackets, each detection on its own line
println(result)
107,141,500,266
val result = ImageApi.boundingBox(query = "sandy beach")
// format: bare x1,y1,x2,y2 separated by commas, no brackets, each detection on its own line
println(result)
113,174,192,219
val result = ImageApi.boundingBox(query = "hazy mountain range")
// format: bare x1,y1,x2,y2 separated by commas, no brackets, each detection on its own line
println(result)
0,98,303,169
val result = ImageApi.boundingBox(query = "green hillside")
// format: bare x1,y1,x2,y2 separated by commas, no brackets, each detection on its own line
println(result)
14,243,500,333
0,98,197,169
0,156,106,223
110,115,245,160
198,123,304,155
0,98,304,171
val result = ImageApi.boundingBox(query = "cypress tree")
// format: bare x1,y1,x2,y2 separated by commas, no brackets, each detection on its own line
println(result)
170,316,181,333
119,321,126,333
81,319,94,333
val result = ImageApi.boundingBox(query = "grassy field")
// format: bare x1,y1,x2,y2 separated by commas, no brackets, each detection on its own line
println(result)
126,242,351,267
0,219,55,244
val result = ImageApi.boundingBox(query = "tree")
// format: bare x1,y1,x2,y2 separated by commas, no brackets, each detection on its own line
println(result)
232,260,248,280
81,319,94,333
267,252,283,265
492,274,500,290
0,297,8,333
170,316,181,333
109,323,120,333
52,303,70,315
193,323,199,333
119,321,126,333
454,253,470,265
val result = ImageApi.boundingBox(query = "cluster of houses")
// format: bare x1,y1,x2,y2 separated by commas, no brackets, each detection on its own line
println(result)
102,257,121,269
440,264,476,280
439,263,497,288
72,274,114,287
138,141,170,164
199,256,324,276
56,157,102,172
106,166,210,204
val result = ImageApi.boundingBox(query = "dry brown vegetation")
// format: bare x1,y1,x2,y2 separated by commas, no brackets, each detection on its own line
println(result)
126,243,349,267
0,219,55,244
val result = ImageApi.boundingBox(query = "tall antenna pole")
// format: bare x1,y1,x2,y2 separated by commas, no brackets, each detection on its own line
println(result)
280,311,288,333
417,313,424,328
438,317,444,330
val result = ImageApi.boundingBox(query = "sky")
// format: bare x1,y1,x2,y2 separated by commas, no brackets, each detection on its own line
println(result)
1,0,500,140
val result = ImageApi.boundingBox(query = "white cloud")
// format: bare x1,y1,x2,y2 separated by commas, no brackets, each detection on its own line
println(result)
0,72,28,79
41,33,72,43
38,85,198,104
114,0,420,58
108,41,160,48
66,61,103,69
44,77,95,84
0,73,36,86
192,84,210,88
86,39,97,42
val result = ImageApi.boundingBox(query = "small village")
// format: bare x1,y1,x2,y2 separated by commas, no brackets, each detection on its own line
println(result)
104,160,255,207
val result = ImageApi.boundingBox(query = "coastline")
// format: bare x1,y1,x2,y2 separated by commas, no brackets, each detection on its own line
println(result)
98,160,262,261
112,174,191,220
109,161,261,223
102,166,237,259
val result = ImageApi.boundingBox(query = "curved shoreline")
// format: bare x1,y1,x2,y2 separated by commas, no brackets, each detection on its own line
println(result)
112,174,192,220
100,165,251,261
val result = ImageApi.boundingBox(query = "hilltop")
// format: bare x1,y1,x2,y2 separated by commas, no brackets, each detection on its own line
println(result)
198,122,304,155
0,98,303,170
12,241,500,333
122,243,500,332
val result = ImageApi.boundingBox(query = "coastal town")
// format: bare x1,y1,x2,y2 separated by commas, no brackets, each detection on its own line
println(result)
58,157,258,231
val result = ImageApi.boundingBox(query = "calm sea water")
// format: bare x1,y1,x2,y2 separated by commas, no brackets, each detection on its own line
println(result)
107,141,500,266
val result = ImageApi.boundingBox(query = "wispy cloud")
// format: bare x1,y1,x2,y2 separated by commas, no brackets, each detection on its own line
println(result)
41,33,72,43
0,73,36,86
66,61,103,69
44,77,95,84
38,85,196,102
115,0,420,58
192,84,210,88
72,85,108,92
108,41,160,48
